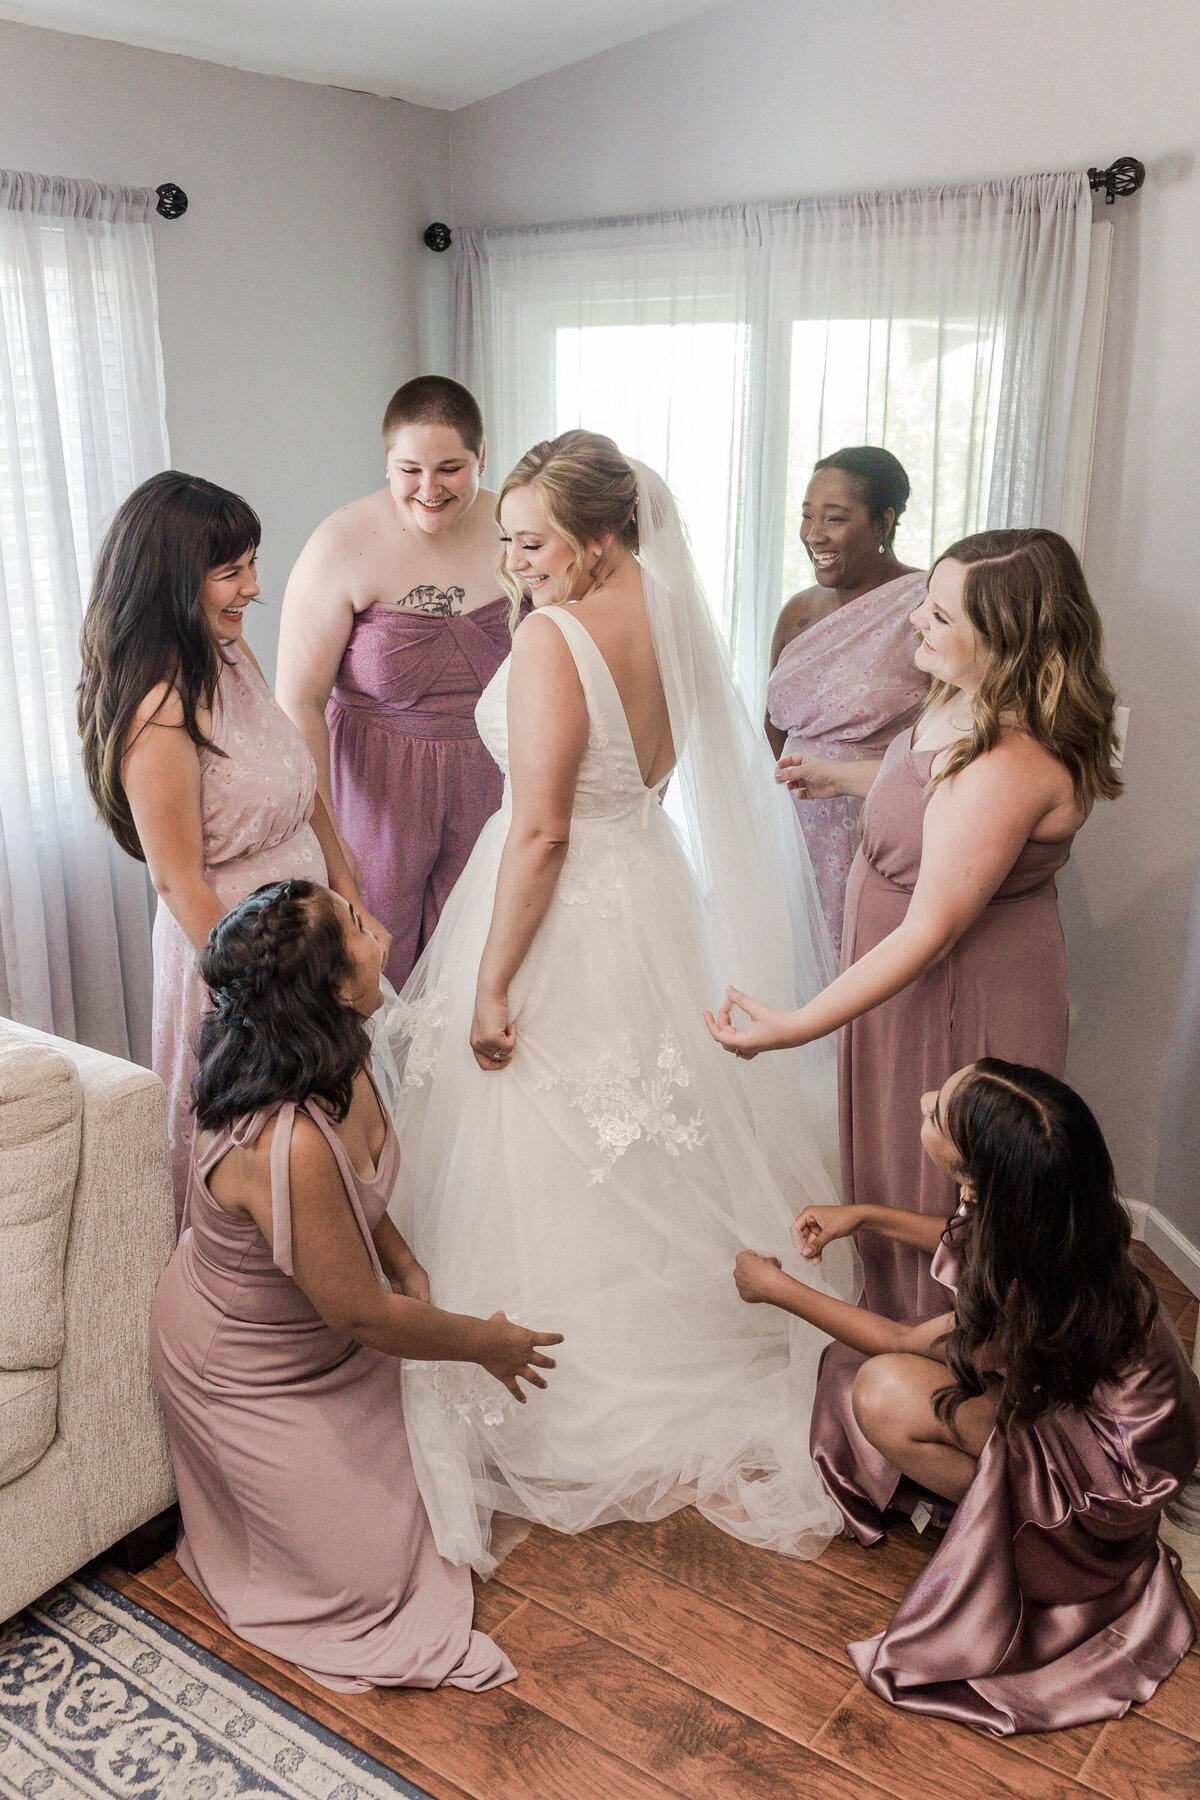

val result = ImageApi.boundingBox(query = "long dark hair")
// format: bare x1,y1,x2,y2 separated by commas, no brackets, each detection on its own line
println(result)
935,1059,1156,1434
78,471,261,860
192,880,371,1132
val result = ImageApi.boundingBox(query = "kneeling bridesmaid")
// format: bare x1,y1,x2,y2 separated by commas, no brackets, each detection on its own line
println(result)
735,1059,1200,1735
150,877,562,1694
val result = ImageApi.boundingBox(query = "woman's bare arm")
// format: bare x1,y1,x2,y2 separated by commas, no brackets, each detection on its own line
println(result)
471,615,588,1067
795,1202,947,1261
764,595,807,759
240,1117,562,1398
776,752,883,800
708,735,1071,1053
122,686,226,951
276,526,359,855
734,1250,953,1361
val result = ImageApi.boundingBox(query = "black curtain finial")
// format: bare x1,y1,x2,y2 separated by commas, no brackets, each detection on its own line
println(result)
1087,158,1145,205
423,222,452,252
155,183,188,220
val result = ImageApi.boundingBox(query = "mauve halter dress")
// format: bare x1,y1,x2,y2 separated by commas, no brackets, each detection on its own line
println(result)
811,1231,1200,1734
840,727,1075,1320
149,1085,515,1695
326,600,512,989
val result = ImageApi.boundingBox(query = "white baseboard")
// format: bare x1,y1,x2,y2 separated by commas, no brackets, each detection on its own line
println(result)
1124,1198,1200,1298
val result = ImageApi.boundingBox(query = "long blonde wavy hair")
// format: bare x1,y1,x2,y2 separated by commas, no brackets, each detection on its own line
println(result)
926,529,1122,804
496,430,639,629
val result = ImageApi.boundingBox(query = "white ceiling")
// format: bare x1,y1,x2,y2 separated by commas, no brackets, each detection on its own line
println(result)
0,0,727,109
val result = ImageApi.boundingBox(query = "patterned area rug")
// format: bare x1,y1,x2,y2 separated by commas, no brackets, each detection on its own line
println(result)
0,1577,433,1799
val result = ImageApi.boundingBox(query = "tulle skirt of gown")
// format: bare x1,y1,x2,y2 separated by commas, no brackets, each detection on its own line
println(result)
388,796,859,1575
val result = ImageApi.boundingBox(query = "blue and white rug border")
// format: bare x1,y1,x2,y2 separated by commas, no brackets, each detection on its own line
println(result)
88,1578,432,1796
1,1573,437,1800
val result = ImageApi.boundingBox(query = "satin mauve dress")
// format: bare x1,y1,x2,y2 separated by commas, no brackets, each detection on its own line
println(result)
327,599,512,989
766,571,928,955
151,643,326,1228
149,1085,515,1695
841,728,1074,1319
810,1232,1200,1735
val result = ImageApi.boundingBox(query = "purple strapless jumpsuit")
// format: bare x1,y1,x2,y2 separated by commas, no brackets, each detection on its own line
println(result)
326,599,511,989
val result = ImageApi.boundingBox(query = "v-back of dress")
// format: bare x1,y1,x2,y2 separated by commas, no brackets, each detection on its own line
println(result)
388,604,858,1575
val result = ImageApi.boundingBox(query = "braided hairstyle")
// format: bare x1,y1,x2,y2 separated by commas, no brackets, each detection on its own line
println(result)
191,879,371,1130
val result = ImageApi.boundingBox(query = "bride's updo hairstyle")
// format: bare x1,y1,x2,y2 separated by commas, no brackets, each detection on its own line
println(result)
192,878,370,1132
497,429,639,627
925,528,1122,805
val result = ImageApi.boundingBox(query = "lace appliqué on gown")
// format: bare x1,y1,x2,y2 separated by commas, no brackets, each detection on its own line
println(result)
384,977,450,1087
557,824,635,915
426,1359,516,1429
536,1030,706,1184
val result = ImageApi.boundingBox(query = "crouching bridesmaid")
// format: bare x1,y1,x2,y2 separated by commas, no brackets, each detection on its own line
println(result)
150,876,562,1694
734,1058,1200,1735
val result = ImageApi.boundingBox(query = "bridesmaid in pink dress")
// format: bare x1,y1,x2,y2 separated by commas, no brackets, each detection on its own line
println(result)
79,472,386,1226
150,878,561,1692
734,1061,1200,1736
766,448,928,955
708,529,1122,1318
278,377,511,989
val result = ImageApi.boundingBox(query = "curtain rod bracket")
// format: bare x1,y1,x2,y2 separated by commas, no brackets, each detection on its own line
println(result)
1087,158,1145,205
155,183,188,220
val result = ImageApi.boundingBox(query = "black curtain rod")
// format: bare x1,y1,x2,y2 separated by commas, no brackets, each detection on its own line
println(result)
420,156,1148,251
157,158,1145,234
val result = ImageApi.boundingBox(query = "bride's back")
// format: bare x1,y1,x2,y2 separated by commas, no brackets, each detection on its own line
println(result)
570,559,675,789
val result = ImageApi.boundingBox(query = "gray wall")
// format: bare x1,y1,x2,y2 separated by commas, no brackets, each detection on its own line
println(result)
0,17,451,676
449,0,1200,1232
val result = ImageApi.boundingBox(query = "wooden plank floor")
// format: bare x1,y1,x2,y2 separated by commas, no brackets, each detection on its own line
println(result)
99,1245,1199,1800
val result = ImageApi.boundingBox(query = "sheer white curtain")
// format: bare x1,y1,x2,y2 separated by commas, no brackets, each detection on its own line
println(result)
454,173,1094,705
0,171,170,1061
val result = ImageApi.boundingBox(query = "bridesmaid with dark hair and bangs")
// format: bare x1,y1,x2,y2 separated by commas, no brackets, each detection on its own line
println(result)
78,471,387,1225
733,1059,1200,1735
709,528,1122,1321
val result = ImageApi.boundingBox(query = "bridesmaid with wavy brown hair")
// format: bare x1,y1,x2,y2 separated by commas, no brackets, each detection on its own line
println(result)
708,529,1122,1320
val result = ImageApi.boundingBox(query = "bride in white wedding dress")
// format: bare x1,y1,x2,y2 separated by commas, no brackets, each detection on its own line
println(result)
388,431,858,1574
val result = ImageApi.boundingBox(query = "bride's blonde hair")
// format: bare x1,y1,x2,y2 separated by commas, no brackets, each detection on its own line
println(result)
926,529,1122,804
496,430,639,628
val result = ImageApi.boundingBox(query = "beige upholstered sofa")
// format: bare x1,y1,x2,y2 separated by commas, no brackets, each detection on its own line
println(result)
0,1018,176,1621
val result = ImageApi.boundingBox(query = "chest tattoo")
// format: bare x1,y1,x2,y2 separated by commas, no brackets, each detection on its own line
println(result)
396,584,467,616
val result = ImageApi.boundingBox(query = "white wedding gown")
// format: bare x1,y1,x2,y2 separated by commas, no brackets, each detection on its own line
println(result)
389,602,858,1575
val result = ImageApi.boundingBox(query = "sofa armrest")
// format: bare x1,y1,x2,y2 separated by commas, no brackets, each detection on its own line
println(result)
51,1037,178,1552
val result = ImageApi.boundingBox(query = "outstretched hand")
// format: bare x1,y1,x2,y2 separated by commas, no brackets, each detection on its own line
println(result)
733,1250,785,1306
480,1312,564,1402
775,752,847,799
792,1204,861,1262
703,986,799,1058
